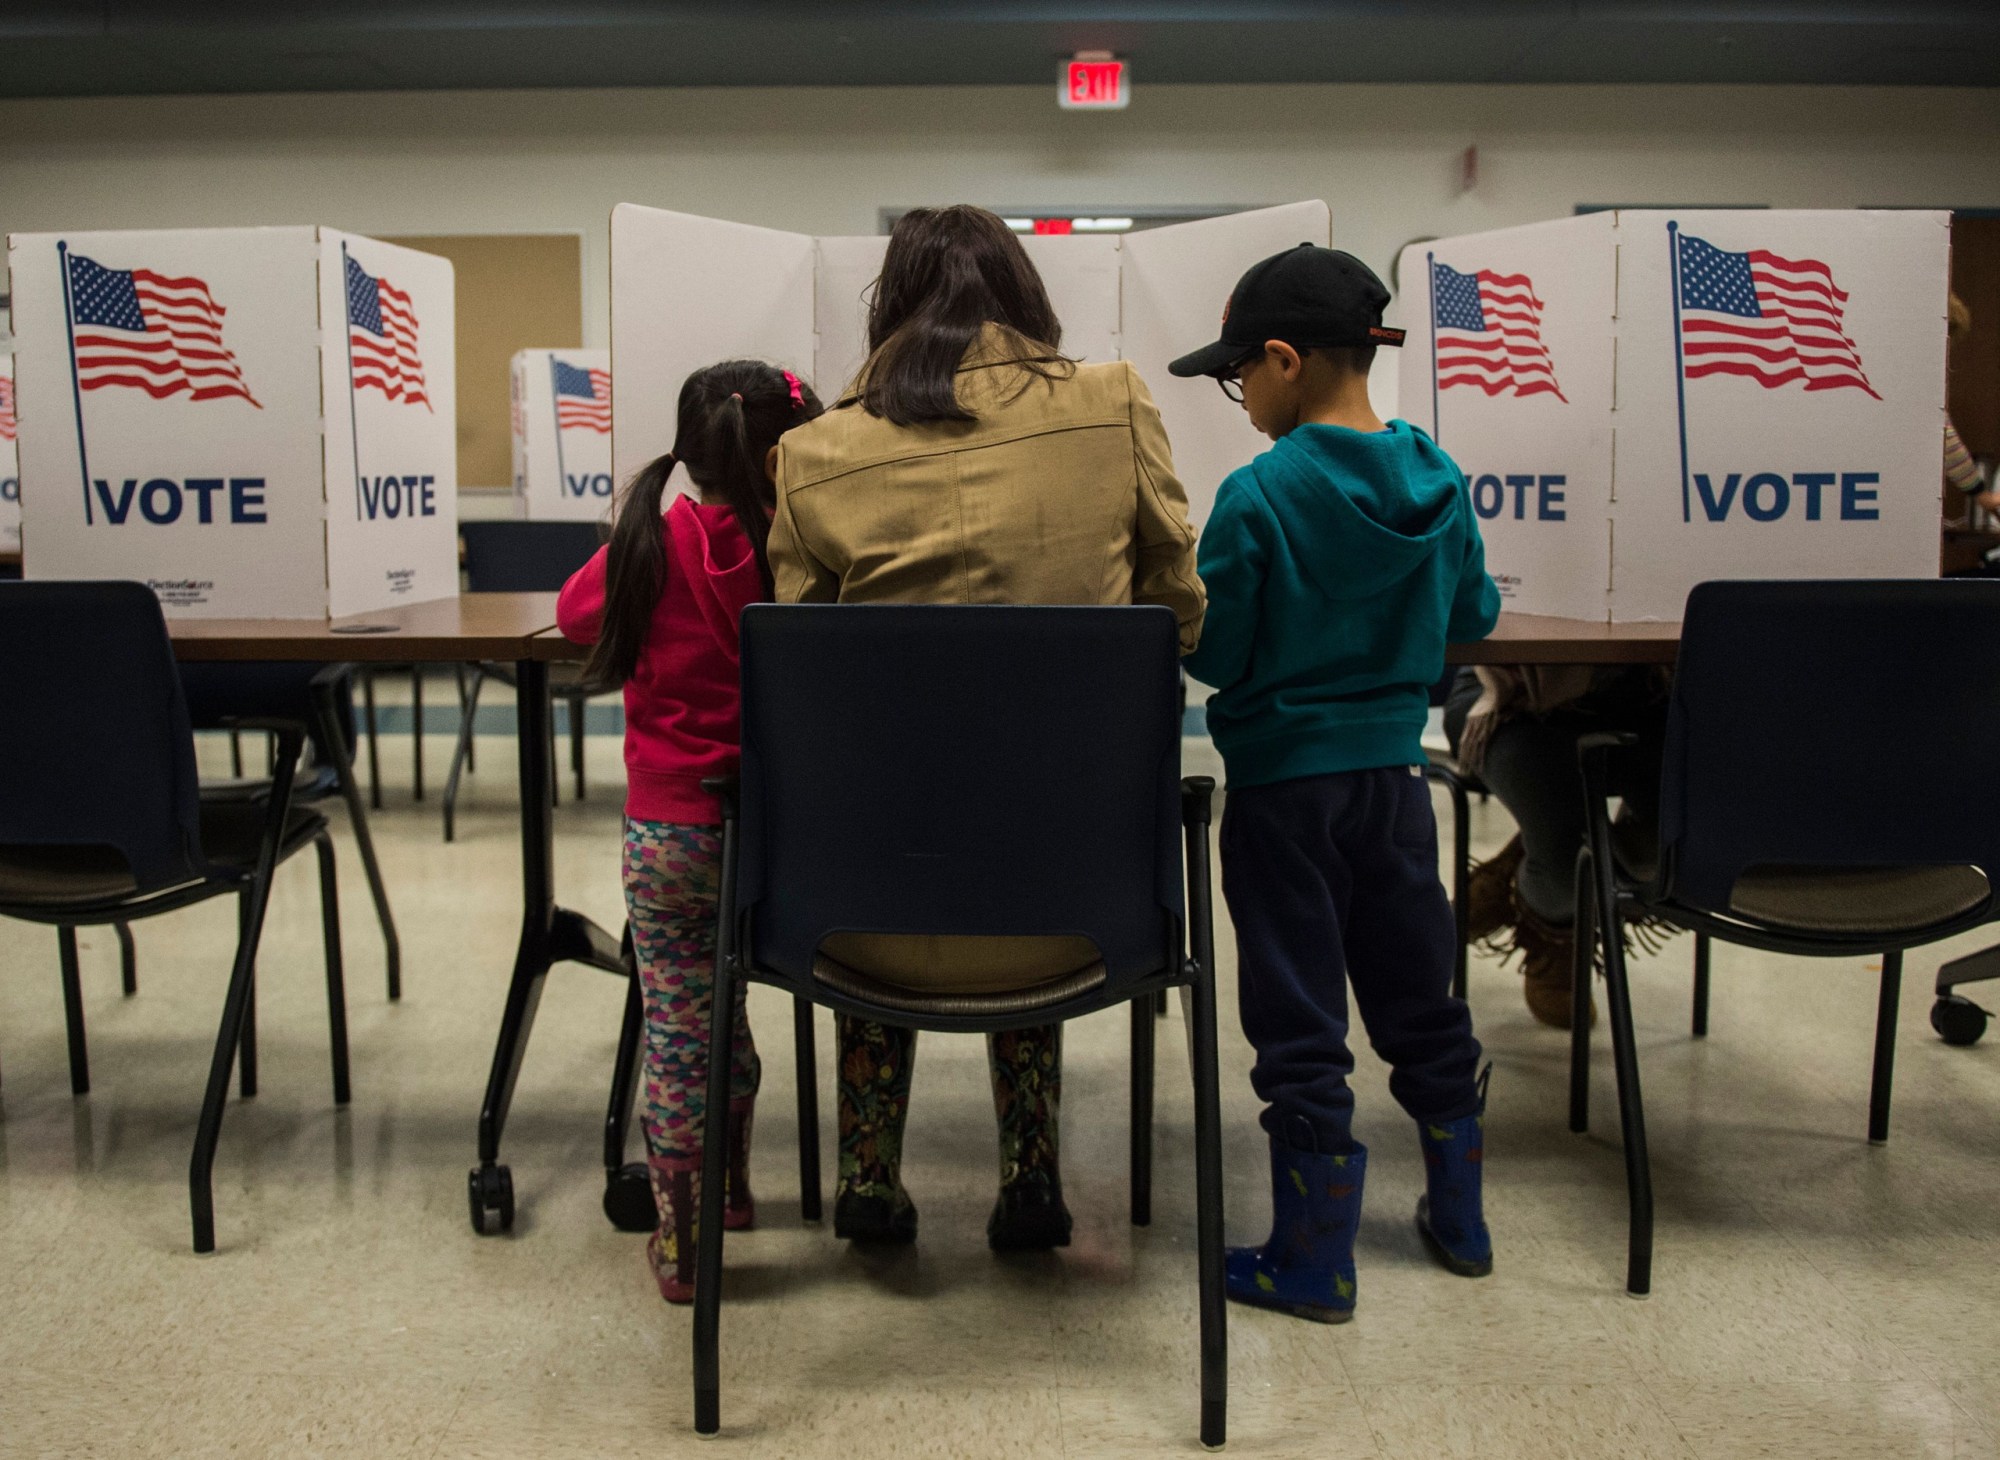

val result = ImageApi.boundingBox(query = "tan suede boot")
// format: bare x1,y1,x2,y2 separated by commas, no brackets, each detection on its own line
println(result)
1465,835,1525,946
1512,903,1595,1031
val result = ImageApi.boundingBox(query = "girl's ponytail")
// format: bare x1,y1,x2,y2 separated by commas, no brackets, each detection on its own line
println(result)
583,449,676,686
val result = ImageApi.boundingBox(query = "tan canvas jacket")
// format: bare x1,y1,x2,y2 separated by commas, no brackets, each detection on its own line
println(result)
769,324,1206,654
766,324,1205,991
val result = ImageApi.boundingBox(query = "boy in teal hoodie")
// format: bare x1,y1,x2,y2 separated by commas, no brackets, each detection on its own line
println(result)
1171,245,1501,1323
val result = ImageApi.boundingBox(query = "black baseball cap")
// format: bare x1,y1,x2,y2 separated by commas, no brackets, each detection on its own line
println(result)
1168,243,1406,378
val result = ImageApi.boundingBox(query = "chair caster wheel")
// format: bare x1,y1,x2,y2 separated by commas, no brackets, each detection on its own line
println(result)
468,1163,515,1234
603,1161,658,1232
1931,995,1990,1047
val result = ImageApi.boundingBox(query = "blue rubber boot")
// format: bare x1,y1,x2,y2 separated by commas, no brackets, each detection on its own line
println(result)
1225,1136,1366,1324
1415,1067,1492,1278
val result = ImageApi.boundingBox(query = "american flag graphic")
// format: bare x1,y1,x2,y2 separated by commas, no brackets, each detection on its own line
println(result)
64,253,260,406
1431,262,1566,401
552,360,611,433
0,374,15,443
1675,231,1877,398
345,254,430,408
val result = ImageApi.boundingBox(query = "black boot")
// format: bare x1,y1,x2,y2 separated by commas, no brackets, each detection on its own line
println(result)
987,1178,1072,1252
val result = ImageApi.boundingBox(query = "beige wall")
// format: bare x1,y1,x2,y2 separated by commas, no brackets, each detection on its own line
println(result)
5,82,1996,356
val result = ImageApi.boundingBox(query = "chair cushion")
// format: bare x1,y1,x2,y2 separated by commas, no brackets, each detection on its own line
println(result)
199,761,340,806
1727,864,1991,936
197,800,330,873
813,954,1108,1017
0,801,326,911
0,844,147,907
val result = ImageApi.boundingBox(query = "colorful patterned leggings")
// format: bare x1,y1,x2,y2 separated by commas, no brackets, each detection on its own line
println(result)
837,1019,1062,1199
623,819,759,1280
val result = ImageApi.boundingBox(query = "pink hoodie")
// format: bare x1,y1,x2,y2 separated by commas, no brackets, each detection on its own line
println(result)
556,495,763,824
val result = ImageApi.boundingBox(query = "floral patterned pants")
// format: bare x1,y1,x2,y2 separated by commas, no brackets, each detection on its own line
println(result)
623,818,759,1286
836,1019,1062,1200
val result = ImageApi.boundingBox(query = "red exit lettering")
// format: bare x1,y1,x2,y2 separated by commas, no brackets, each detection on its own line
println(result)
1061,57,1128,110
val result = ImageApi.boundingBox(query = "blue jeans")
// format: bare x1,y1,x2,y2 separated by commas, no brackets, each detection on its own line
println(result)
1221,768,1482,1152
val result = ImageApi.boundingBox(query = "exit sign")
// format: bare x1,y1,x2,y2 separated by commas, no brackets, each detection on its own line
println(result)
1061,53,1128,110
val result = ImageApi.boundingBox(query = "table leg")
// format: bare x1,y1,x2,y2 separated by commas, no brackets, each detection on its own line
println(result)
469,657,623,1236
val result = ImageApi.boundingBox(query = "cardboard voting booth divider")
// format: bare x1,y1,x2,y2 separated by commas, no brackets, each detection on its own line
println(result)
511,349,613,520
610,202,1333,526
7,227,458,618
0,354,18,552
1400,209,1949,622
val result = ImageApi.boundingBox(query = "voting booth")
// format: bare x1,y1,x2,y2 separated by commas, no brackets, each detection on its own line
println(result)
1400,209,1950,622
7,227,459,618
511,348,613,520
610,202,1333,527
0,354,17,553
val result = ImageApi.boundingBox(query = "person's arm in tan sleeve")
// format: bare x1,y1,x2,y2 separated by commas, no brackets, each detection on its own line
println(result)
1124,362,1207,654
768,445,840,604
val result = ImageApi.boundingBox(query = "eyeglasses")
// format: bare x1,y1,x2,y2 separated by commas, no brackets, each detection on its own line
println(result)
1214,350,1261,404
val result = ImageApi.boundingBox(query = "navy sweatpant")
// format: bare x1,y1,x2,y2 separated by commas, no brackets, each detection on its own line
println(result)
1221,767,1482,1153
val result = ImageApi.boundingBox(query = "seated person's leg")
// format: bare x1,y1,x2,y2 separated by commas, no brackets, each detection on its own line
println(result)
834,1016,919,1243
986,1024,1071,1251
821,933,1092,1250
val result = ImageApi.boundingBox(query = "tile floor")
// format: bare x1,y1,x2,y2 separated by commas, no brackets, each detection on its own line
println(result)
3,720,1999,1458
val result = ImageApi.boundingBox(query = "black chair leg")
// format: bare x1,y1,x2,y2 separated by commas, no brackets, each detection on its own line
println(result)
794,996,822,1222
411,667,425,802
1598,893,1653,1298
315,834,352,1106
192,890,276,1253
1130,997,1155,1226
1869,950,1902,1145
605,967,644,1167
310,832,354,1104
1190,969,1227,1449
455,662,476,773
237,893,258,1100
361,669,383,810
1153,987,1168,1017
693,955,740,1434
443,666,486,844
229,729,244,779
600,944,655,1232
116,921,136,996
1182,780,1226,1451
1449,772,1471,1002
569,692,587,801
1569,848,1596,1134
1691,932,1712,1037
313,676,402,1000
58,925,89,1096
192,730,300,1254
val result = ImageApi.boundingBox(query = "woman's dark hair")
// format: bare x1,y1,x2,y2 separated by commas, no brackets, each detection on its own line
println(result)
858,205,1071,426
585,359,823,685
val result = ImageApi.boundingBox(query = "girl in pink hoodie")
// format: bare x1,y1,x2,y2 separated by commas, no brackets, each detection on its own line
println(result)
558,360,823,1303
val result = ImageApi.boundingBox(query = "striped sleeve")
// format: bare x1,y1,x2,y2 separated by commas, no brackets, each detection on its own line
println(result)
1946,418,1982,495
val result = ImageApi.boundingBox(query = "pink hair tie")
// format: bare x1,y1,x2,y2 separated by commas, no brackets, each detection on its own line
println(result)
782,370,806,409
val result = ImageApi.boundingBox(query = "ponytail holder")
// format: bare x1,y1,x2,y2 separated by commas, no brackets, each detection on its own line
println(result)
782,370,806,409
729,392,743,403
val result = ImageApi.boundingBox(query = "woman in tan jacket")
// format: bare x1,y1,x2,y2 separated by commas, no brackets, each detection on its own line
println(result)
768,205,1205,1252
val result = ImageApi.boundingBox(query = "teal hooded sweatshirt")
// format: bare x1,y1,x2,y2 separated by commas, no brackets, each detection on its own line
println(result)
1183,419,1500,788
